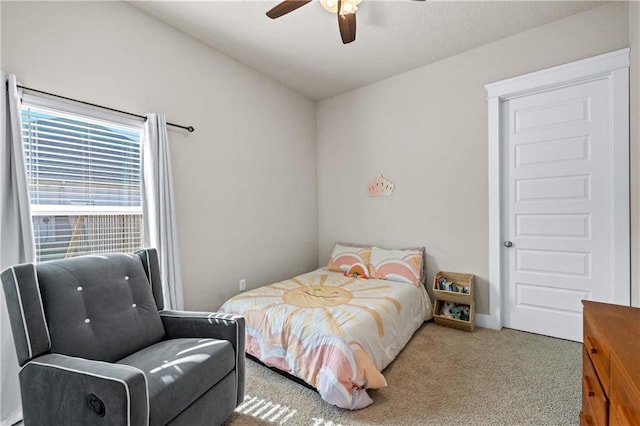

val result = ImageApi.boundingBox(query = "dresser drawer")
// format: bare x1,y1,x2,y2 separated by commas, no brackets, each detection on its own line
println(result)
581,405,596,426
610,356,640,426
581,394,599,426
582,348,608,426
584,312,610,394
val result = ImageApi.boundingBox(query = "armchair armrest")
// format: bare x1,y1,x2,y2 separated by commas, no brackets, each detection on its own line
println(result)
159,311,245,406
20,353,148,426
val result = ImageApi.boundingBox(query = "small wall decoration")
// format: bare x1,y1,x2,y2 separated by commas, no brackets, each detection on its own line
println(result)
368,174,395,197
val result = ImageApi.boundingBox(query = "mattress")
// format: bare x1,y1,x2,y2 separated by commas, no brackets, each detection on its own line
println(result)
219,268,433,409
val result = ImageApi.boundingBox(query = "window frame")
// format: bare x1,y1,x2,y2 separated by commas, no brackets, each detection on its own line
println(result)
20,93,146,262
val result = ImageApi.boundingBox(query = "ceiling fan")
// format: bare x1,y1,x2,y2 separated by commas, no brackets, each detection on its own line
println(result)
266,0,361,44
266,0,426,45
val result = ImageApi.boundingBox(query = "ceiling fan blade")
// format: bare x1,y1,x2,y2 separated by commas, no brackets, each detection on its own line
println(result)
266,0,312,19
337,9,356,44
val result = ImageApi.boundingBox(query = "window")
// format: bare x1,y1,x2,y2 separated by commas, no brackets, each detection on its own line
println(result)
21,99,144,262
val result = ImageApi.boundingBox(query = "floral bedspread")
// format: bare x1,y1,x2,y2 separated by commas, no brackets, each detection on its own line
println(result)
219,268,432,409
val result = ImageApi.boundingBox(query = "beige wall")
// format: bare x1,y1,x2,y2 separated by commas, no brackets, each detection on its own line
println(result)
631,1,640,308
317,2,629,316
1,1,318,311
0,1,635,315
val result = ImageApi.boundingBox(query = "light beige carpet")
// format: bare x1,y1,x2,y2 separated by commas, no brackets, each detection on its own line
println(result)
224,322,582,426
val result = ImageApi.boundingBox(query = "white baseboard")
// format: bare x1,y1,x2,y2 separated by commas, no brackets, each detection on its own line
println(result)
475,313,501,330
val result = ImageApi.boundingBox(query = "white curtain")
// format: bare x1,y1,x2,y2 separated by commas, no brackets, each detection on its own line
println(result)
142,113,183,310
0,74,35,425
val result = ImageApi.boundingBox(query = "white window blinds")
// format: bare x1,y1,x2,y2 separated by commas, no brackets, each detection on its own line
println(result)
21,102,143,262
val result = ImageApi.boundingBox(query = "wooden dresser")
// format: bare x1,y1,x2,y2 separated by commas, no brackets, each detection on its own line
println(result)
581,301,640,425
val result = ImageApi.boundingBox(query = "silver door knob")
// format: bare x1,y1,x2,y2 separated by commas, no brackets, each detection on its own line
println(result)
504,241,513,248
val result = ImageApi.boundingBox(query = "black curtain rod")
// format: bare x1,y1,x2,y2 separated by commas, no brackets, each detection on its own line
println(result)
17,85,195,133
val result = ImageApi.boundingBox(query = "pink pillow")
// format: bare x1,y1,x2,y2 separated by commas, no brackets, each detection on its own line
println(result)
368,247,422,285
327,244,371,278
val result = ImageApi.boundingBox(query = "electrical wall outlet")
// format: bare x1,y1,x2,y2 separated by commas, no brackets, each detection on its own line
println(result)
239,279,246,292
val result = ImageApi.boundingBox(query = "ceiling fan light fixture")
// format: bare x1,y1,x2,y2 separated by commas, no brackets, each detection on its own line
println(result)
321,0,361,14
342,2,355,14
320,0,338,13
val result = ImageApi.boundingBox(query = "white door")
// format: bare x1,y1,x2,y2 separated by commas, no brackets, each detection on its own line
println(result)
502,77,628,342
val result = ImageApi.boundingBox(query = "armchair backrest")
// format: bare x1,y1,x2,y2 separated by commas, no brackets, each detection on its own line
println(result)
2,249,165,366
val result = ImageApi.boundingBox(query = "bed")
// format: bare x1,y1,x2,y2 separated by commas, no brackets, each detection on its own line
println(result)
218,244,433,409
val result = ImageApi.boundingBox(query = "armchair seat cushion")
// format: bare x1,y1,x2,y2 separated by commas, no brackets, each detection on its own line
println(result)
117,338,235,425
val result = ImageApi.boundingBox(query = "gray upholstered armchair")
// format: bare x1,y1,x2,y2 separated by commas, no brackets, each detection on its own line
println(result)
1,248,244,426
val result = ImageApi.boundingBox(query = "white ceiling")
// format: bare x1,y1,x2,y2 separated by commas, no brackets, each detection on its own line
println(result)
131,0,608,100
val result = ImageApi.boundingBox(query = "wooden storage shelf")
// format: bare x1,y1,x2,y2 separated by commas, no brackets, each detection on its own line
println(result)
433,271,474,303
432,271,475,332
433,300,475,332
